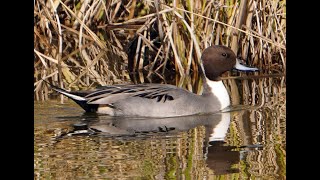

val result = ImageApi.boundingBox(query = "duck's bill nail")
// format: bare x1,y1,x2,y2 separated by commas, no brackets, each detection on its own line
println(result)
234,58,259,71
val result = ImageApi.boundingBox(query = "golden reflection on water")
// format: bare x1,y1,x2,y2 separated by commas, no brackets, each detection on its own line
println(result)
34,76,286,179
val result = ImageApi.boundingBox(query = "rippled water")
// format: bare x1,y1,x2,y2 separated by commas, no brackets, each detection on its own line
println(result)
34,76,286,179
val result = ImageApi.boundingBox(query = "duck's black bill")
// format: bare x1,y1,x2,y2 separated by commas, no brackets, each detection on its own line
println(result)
234,58,259,72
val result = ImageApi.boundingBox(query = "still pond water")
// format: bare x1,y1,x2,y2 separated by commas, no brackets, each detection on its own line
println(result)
34,75,286,179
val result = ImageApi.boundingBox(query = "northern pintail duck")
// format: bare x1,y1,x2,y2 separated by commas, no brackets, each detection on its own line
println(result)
49,45,257,117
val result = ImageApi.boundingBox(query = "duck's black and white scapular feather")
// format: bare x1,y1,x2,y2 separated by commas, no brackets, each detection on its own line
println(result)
86,84,175,104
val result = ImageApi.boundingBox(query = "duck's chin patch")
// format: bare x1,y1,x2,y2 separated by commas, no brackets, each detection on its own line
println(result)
212,76,221,81
206,74,221,81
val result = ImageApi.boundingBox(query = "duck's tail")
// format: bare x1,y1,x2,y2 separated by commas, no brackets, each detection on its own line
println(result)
49,84,86,101
43,80,98,112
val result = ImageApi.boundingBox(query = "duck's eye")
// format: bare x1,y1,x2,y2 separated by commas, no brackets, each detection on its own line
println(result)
222,53,227,57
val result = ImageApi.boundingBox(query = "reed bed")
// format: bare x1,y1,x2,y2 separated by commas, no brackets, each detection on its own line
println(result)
34,0,286,101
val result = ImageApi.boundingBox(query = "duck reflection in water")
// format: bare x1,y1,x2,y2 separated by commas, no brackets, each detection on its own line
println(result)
59,111,240,175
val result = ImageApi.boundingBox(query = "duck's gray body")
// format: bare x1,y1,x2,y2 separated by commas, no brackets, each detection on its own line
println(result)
90,83,222,117
53,81,225,117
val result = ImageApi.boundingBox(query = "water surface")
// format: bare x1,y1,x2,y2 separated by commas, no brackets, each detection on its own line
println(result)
34,75,286,179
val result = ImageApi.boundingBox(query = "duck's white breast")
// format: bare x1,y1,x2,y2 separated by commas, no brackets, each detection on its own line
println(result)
206,78,230,110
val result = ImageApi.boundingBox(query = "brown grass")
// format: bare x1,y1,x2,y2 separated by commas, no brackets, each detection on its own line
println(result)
34,0,286,101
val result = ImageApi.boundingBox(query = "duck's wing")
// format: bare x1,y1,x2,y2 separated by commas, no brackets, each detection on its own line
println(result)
85,84,181,104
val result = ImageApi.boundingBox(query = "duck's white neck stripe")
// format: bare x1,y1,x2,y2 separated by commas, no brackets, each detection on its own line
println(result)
206,78,230,110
